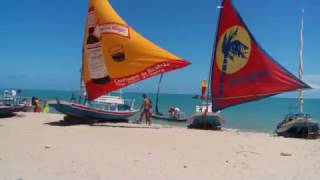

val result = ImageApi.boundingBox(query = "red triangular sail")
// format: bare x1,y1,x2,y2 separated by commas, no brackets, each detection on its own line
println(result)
210,0,310,111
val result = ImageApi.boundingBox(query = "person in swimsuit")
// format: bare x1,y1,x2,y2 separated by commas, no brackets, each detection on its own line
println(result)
139,94,152,126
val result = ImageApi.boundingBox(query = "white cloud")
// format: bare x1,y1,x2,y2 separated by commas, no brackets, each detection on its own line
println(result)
304,74,320,89
277,74,320,98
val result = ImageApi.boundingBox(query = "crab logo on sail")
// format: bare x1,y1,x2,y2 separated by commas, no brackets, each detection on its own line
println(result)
216,26,251,74
216,26,251,97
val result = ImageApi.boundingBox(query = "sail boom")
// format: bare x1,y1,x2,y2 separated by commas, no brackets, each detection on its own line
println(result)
213,87,311,111
214,89,309,101
86,59,189,100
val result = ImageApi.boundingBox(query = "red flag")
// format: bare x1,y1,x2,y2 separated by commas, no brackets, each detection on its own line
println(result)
210,0,310,111
201,80,207,100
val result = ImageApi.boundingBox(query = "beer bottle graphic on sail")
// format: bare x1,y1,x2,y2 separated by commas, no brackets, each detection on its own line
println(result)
86,6,111,84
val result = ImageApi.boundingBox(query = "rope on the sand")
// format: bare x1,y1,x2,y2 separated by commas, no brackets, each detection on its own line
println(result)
236,151,260,155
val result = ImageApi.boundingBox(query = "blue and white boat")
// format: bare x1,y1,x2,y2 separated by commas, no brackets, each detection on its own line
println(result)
50,92,139,122
0,90,28,117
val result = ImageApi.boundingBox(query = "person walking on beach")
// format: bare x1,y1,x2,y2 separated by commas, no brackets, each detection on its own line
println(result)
138,94,152,126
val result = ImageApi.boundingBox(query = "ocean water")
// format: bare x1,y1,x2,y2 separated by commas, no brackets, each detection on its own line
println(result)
3,89,320,133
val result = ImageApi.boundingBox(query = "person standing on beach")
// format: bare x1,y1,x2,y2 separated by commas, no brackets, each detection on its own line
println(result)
34,99,42,112
43,100,49,113
138,94,152,126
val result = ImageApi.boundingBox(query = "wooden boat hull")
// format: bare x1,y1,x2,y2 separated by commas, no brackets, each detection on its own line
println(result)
187,112,224,130
276,120,319,138
152,113,188,122
50,100,139,122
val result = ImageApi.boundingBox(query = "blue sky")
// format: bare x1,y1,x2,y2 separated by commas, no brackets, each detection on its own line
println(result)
1,0,320,97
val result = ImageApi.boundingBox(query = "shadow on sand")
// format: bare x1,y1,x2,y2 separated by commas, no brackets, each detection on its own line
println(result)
278,132,319,139
44,115,164,129
44,115,128,127
0,113,18,119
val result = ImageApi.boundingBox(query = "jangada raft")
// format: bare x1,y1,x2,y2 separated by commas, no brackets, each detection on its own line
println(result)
276,9,319,138
50,0,190,121
276,113,319,138
188,0,311,130
51,92,138,122
151,74,188,122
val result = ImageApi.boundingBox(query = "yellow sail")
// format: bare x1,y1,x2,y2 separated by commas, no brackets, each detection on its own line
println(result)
83,0,190,100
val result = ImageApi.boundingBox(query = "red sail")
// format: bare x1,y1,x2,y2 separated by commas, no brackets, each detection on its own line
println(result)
210,0,310,111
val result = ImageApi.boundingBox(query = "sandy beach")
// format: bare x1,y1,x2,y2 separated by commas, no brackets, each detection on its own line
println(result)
0,112,320,180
